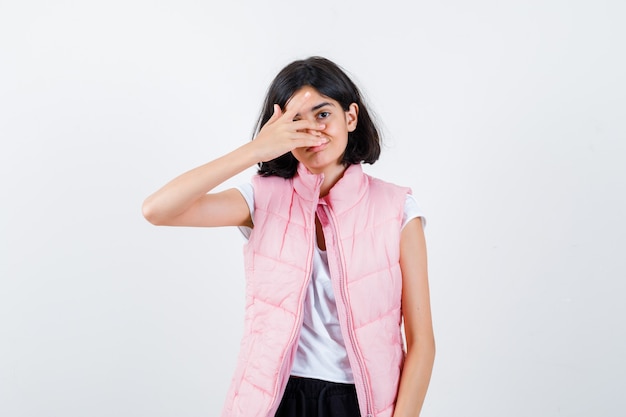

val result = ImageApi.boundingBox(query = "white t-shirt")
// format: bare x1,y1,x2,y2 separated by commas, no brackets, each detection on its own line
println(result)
236,182,425,383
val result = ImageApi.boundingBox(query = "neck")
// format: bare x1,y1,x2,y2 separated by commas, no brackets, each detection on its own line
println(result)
317,164,347,197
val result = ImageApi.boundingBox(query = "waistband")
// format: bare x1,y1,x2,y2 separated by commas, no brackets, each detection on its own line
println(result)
282,376,357,400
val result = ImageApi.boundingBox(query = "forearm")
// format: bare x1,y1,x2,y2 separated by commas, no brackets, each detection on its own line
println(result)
142,142,259,224
393,341,436,417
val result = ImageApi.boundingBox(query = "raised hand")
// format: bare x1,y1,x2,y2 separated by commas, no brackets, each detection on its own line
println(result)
142,91,329,227
252,91,328,163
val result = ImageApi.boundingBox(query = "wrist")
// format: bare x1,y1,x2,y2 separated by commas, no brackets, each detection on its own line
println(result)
236,141,263,166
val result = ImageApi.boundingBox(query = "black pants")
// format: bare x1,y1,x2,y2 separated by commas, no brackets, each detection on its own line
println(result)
274,376,361,417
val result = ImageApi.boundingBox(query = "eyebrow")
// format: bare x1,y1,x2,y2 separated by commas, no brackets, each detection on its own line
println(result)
311,102,334,111
294,101,335,117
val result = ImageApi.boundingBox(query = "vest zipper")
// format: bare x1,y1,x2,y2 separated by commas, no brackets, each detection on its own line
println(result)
266,202,318,417
320,204,374,417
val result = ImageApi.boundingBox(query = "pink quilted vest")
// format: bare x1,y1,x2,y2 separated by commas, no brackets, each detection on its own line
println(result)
221,163,410,417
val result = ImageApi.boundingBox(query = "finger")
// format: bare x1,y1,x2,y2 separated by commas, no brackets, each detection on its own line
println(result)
283,90,312,119
267,104,282,124
290,133,329,147
291,119,325,132
291,139,329,150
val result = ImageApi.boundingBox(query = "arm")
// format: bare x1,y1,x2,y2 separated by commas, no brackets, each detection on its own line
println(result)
142,91,328,227
142,145,259,227
393,217,435,417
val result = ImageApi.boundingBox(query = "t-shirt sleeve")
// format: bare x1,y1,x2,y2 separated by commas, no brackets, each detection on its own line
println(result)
235,183,254,240
402,193,426,230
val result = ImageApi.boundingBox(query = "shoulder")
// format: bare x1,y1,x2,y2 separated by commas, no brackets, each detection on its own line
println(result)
366,174,412,199
250,174,296,212
365,174,426,229
252,173,292,189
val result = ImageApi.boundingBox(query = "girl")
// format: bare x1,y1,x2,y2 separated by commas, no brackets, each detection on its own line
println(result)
143,57,435,417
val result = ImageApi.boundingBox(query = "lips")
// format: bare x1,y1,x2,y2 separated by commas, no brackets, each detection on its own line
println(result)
307,140,329,153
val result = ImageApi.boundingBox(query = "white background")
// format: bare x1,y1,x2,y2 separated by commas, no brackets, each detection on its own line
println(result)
1,1,625,416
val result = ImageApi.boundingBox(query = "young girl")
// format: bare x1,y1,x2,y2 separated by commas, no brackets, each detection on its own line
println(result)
143,57,435,417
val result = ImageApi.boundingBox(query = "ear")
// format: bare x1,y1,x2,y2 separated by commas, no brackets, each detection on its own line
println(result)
346,103,359,132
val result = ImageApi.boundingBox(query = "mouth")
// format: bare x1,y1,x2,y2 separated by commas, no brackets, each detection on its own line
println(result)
307,140,329,153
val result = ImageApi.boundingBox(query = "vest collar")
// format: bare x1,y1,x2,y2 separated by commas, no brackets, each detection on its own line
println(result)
293,163,368,212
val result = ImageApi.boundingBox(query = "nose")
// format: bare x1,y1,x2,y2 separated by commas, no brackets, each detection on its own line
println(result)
306,119,324,136
307,127,321,136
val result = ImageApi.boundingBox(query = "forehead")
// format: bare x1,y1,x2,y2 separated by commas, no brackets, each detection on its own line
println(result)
285,86,337,111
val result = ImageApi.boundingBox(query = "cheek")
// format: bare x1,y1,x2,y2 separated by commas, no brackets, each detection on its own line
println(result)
290,148,305,162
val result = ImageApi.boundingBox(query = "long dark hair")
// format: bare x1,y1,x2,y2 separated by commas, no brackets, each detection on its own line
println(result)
255,57,381,178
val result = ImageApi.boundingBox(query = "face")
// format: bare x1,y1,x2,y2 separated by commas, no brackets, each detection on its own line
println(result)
286,86,358,176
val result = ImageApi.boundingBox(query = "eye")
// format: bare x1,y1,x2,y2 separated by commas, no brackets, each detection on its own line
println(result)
317,111,330,119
